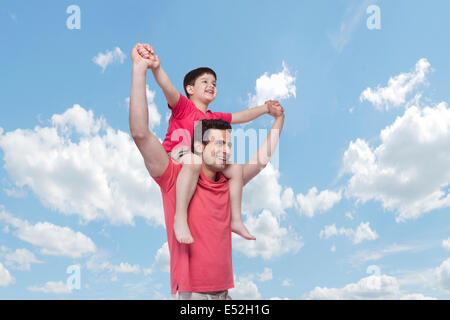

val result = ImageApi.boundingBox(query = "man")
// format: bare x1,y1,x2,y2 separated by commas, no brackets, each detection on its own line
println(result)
129,48,285,300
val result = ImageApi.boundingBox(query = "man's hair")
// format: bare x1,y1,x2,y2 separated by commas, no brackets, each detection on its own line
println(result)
183,67,217,98
192,119,231,154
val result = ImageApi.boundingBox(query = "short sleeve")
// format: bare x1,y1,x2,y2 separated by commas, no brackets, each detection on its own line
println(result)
152,158,180,193
169,92,194,120
210,111,232,123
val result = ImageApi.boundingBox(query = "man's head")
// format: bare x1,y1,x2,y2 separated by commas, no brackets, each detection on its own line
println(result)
192,119,232,172
183,67,217,103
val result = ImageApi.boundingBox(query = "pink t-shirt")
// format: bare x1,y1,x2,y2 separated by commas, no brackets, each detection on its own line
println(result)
153,159,234,294
161,93,232,154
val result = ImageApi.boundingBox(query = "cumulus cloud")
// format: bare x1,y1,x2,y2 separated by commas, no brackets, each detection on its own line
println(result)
0,209,96,258
243,162,294,218
233,209,303,259
0,262,15,287
248,62,296,107
319,222,378,244
341,102,450,222
3,247,42,271
435,258,450,290
360,58,431,110
28,281,72,294
296,187,342,217
153,242,170,273
0,105,164,226
257,267,273,282
442,237,450,251
92,47,126,73
307,273,435,300
229,275,262,300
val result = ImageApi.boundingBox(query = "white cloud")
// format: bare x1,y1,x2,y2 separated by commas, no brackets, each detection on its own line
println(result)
243,162,294,218
360,58,431,110
3,248,42,271
348,243,425,267
320,222,378,244
154,242,170,273
0,105,164,226
0,262,15,287
229,275,261,300
435,258,450,290
282,279,293,287
0,209,96,258
257,268,273,282
296,187,342,218
28,281,72,294
442,237,450,251
248,62,296,107
233,209,303,260
341,101,450,222
92,47,126,73
307,273,434,300
125,85,161,129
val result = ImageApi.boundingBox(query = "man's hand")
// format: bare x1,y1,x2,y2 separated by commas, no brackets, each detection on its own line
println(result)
265,100,284,118
131,43,160,70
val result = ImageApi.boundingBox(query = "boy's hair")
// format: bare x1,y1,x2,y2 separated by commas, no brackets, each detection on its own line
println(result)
192,119,231,154
183,67,217,98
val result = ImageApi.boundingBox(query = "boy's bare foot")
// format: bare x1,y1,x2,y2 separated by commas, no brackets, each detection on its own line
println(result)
174,215,194,244
231,220,256,240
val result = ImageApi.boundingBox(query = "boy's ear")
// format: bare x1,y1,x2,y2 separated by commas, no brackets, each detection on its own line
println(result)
186,85,194,96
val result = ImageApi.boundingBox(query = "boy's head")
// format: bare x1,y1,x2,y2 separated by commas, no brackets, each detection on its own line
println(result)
192,119,232,171
183,67,217,102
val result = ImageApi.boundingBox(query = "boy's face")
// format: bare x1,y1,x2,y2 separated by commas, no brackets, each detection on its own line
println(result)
187,73,217,103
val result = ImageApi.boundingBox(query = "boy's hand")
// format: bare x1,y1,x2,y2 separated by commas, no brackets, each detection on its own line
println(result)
131,43,160,70
266,100,284,118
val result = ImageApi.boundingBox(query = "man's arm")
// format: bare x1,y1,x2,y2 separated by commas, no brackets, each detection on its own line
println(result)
129,43,169,178
242,112,285,185
137,44,179,108
231,100,283,124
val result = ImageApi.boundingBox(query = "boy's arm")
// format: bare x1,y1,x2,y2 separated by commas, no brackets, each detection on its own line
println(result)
152,65,180,108
231,100,284,124
138,44,180,108
129,44,169,178
242,111,285,186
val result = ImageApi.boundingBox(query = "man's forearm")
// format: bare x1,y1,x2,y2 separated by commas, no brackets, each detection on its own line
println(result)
151,65,179,107
242,114,285,185
231,104,268,124
129,65,150,138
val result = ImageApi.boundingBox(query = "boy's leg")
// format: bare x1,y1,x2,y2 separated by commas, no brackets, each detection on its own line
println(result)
223,163,256,240
173,150,202,244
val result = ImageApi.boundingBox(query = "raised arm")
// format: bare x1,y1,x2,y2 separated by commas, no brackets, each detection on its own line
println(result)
231,100,283,124
242,109,285,185
129,43,169,178
137,44,179,108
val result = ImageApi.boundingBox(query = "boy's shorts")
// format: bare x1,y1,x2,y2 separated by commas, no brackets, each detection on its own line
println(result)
168,146,191,163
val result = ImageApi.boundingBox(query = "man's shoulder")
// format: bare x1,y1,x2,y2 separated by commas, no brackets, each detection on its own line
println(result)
152,158,182,193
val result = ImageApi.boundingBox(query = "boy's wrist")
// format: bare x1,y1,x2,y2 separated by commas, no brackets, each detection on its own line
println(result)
132,63,148,74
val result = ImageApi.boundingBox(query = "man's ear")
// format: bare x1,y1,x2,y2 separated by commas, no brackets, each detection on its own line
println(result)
193,141,204,155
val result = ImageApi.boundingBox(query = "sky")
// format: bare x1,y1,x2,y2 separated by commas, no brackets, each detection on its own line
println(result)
1,0,450,299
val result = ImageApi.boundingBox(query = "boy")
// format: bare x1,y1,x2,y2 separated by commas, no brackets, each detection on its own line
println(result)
130,43,283,244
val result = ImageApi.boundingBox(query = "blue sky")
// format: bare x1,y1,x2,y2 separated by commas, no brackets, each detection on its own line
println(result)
1,0,450,299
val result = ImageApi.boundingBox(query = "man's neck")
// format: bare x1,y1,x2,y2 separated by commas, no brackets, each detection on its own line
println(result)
201,163,218,182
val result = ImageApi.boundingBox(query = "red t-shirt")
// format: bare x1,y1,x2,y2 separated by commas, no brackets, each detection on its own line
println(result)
153,159,234,294
161,93,232,154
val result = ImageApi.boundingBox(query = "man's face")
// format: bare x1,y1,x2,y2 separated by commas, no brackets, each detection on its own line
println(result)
187,73,217,103
201,129,232,171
